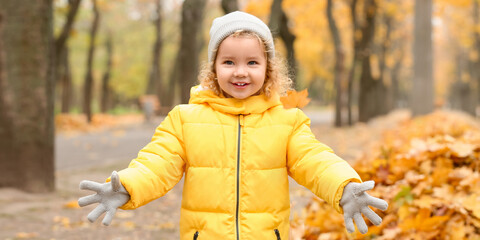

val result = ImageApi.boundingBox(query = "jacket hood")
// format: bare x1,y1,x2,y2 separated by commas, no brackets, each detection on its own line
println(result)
188,85,282,115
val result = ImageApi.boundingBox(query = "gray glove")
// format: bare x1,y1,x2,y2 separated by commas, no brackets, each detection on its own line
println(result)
78,171,130,226
340,180,388,234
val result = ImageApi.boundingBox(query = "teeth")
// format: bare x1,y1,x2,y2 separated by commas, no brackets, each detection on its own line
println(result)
234,83,246,86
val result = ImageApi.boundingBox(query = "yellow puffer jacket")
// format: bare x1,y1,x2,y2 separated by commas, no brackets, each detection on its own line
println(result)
116,86,361,240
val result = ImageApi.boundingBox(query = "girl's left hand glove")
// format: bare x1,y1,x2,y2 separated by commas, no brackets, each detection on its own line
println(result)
340,180,388,234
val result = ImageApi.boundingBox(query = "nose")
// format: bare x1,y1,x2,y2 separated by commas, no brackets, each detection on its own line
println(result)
234,65,247,77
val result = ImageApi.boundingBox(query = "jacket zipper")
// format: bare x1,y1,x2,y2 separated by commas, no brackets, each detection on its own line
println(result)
235,115,243,240
193,231,199,240
274,229,281,240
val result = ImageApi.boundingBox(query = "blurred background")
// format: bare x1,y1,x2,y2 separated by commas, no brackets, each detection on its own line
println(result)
1,0,480,239
49,0,479,121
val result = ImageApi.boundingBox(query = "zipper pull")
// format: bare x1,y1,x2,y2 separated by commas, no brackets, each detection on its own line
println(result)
274,229,281,240
193,231,199,240
239,114,244,126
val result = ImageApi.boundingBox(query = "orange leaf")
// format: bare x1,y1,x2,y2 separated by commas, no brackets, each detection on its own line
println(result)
63,200,80,209
399,208,449,232
449,142,475,158
16,232,38,239
280,89,311,109
462,194,480,219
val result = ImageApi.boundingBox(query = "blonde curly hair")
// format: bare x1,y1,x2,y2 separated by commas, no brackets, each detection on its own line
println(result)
198,30,292,98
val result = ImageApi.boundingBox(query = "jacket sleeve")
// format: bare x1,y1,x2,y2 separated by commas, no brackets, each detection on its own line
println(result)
113,106,186,210
287,109,361,213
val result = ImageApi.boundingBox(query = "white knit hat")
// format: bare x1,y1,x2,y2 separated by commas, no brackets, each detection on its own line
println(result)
208,11,275,63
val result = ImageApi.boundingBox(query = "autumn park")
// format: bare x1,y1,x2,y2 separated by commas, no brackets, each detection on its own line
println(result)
1,0,480,239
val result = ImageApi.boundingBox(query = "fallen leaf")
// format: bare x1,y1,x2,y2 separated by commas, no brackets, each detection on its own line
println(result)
293,110,480,239
63,200,80,209
462,194,480,219
15,232,38,239
123,221,136,230
449,142,475,158
116,211,135,219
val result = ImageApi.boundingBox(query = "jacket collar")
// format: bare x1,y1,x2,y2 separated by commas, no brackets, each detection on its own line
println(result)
188,85,282,115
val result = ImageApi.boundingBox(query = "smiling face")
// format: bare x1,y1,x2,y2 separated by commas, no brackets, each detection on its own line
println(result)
214,34,267,99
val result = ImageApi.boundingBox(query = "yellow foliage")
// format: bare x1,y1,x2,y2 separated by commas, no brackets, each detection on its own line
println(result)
436,0,472,7
292,111,480,239
244,0,272,21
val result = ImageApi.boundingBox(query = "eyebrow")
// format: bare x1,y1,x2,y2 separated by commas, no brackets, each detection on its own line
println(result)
217,55,264,60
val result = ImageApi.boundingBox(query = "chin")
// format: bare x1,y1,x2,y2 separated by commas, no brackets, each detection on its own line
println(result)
232,95,249,100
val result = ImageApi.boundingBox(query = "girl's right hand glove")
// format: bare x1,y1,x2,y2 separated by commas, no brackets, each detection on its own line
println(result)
340,180,388,234
78,171,130,226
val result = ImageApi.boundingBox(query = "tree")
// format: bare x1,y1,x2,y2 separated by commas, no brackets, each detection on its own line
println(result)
222,0,239,13
390,35,407,109
83,0,100,122
473,0,480,107
177,0,207,104
269,0,297,84
56,0,82,113
326,0,346,127
0,0,55,192
101,31,113,113
347,0,360,125
411,0,434,116
146,0,163,101
378,5,394,112
60,47,73,113
357,0,387,122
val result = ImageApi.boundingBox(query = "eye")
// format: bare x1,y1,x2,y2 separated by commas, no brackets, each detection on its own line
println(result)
224,60,234,65
248,61,258,65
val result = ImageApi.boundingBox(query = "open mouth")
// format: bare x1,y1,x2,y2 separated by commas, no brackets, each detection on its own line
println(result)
233,82,248,86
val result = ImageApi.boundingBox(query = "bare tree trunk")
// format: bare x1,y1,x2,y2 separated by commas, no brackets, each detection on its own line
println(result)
178,0,207,104
269,0,297,84
83,0,100,122
391,40,406,108
358,0,383,122
147,0,163,101
473,0,480,108
101,31,113,113
56,0,81,112
411,0,434,116
327,0,346,127
221,0,238,13
450,49,476,115
347,0,359,125
55,0,81,70
60,47,73,113
378,11,393,114
163,53,179,113
0,0,55,192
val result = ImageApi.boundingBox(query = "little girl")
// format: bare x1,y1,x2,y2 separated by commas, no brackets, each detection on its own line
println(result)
78,11,388,240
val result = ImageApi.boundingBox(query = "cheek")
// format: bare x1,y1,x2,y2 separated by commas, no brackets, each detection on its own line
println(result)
216,69,228,82
257,67,267,81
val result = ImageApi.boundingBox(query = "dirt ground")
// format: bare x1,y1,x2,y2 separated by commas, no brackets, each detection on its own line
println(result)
0,110,410,240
